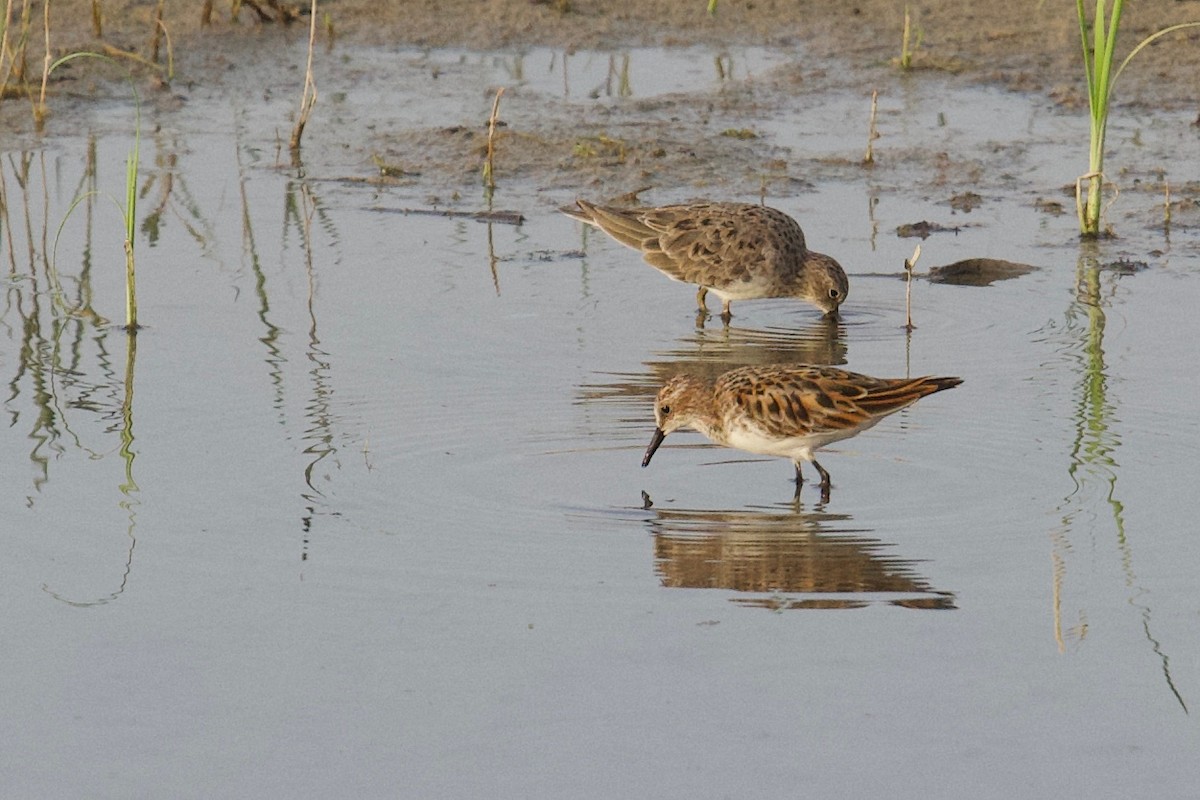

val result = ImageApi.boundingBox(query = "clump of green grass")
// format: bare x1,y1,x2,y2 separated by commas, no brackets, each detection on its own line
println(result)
571,134,629,162
1074,0,1200,236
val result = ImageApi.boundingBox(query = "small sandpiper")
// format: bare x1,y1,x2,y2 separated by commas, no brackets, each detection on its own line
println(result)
642,364,961,498
563,199,849,321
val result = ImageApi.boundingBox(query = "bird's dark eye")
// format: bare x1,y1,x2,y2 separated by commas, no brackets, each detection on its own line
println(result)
829,288,841,299
660,405,671,415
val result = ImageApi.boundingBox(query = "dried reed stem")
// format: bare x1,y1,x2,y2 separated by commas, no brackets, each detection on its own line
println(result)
863,89,879,164
33,0,49,128
904,244,921,331
12,0,31,85
149,0,165,65
1163,178,1171,230
1,1,12,87
288,0,319,155
100,42,164,70
482,86,505,190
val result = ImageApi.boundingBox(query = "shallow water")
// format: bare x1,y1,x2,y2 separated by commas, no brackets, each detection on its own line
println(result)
3,41,1200,798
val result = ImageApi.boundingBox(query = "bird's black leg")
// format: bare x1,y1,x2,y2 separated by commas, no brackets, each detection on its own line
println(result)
813,459,832,502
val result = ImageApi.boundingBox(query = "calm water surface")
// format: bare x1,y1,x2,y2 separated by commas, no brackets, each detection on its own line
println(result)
2,40,1199,799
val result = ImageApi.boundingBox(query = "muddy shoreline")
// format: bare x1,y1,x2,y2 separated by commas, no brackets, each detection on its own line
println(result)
5,1,1197,228
21,1,1200,110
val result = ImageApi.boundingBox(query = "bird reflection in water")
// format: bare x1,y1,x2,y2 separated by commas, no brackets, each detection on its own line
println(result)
641,494,956,610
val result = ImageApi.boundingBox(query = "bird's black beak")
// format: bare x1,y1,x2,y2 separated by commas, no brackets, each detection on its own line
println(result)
642,428,666,467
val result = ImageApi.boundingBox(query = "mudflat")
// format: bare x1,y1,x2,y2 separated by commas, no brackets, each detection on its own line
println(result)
20,1,1200,109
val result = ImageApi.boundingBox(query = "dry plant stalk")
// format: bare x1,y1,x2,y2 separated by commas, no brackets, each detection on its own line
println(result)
91,0,102,36
904,244,921,331
158,19,174,79
149,0,165,65
289,0,319,155
1163,178,1171,230
0,3,10,93
863,89,879,164
482,86,505,190
100,42,164,70
33,0,49,128
4,0,33,90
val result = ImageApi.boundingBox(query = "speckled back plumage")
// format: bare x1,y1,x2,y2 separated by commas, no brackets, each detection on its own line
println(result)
563,199,849,316
715,366,961,440
643,364,962,494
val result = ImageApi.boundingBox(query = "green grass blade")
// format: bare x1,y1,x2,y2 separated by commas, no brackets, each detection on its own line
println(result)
1113,22,1200,85
1076,0,1095,100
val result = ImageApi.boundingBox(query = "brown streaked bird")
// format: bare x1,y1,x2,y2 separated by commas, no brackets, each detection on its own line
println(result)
562,199,849,320
642,365,962,497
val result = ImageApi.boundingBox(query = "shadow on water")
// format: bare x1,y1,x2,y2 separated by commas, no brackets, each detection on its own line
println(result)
1,148,139,606
140,128,217,252
1051,250,1188,714
578,316,847,410
41,331,139,609
2,119,355,594
285,157,341,561
641,493,955,610
233,108,357,563
492,46,778,101
234,123,286,408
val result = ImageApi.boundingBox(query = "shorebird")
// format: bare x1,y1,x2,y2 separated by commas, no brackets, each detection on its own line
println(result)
563,199,849,320
642,364,962,498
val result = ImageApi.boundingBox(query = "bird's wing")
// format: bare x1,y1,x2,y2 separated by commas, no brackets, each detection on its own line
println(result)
720,366,959,438
565,200,660,251
569,201,807,289
643,204,805,287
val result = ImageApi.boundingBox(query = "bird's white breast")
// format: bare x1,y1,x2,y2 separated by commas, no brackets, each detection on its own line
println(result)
722,416,884,462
